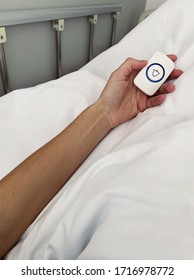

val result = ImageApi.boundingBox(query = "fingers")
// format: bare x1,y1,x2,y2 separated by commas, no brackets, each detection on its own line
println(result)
148,68,178,107
158,83,175,95
168,69,183,80
116,54,180,78
146,94,166,109
158,69,183,94
166,54,183,80
167,54,177,62
146,54,176,108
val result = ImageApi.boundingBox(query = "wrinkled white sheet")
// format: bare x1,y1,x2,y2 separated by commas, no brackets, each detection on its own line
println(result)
1,0,194,259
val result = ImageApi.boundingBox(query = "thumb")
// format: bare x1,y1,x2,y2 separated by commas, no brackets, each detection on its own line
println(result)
130,59,148,71
117,58,147,78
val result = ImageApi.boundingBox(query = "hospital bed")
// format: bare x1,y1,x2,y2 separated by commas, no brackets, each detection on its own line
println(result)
0,0,194,259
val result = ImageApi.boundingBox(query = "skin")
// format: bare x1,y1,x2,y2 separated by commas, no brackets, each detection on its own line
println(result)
0,56,182,259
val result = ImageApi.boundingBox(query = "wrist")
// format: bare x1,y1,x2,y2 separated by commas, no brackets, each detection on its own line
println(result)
93,99,113,131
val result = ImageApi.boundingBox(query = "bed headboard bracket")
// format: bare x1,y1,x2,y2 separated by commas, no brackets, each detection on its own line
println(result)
0,27,6,44
52,19,65,78
0,27,11,93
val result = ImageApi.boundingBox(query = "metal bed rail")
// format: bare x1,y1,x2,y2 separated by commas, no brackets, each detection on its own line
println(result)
0,5,122,94
0,34,11,94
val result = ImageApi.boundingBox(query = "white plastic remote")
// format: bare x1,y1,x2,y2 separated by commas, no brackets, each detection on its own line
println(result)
134,51,175,96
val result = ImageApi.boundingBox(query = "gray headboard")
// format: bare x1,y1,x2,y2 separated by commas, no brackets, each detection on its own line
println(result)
0,5,122,95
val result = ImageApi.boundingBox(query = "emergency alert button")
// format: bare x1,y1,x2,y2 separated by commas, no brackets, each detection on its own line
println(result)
146,63,165,83
134,51,175,96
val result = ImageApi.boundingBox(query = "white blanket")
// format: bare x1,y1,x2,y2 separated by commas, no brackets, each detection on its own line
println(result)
1,0,194,259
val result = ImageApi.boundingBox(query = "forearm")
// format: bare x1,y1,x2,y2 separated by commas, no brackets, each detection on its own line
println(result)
0,100,111,258
0,55,179,259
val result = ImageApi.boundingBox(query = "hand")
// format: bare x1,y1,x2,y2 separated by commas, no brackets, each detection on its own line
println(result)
98,55,183,128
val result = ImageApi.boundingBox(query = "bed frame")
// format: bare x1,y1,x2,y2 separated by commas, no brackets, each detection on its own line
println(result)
0,5,122,95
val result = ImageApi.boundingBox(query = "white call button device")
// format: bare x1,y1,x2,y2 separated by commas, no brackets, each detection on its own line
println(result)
134,51,175,96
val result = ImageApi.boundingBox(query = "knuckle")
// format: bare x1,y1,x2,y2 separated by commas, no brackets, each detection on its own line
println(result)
126,57,132,63
110,70,117,79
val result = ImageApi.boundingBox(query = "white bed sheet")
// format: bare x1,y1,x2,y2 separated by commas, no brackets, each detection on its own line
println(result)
1,0,194,259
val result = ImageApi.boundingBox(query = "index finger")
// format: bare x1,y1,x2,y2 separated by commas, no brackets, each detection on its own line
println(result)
167,54,177,62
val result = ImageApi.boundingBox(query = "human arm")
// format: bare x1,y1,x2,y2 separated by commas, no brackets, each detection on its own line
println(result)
0,56,182,259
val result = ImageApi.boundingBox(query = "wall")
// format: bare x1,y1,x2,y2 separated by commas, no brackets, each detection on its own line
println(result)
145,0,167,11
0,0,146,96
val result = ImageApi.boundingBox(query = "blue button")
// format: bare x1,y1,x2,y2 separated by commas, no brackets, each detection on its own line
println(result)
146,63,165,83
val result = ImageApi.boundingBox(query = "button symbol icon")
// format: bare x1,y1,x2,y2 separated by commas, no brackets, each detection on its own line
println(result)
146,63,165,83
152,69,160,78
